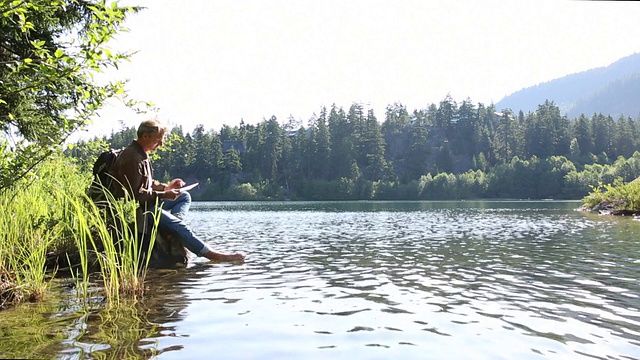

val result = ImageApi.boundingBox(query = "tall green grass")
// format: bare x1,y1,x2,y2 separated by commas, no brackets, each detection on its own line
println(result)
66,183,160,303
0,188,54,303
0,158,71,304
1,155,160,308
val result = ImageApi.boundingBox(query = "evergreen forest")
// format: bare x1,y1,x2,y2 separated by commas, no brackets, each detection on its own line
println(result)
67,97,640,201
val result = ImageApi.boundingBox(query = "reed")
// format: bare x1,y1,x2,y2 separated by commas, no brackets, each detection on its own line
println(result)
66,203,91,300
0,194,51,303
65,180,160,304
1,155,161,308
0,158,73,304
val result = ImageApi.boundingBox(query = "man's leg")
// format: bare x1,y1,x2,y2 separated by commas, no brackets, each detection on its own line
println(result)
160,191,191,219
157,209,208,255
157,209,245,262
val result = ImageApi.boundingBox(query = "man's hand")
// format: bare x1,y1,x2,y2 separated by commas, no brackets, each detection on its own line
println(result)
165,178,186,190
162,188,181,200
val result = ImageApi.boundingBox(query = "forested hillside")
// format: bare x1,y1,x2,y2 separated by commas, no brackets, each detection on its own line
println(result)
497,53,640,119
68,97,640,201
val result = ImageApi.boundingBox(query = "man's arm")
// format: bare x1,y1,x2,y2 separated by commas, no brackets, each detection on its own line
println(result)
152,180,167,192
114,154,181,203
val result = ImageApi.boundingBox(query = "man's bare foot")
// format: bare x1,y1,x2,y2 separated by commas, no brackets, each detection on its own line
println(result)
224,253,245,262
204,250,245,262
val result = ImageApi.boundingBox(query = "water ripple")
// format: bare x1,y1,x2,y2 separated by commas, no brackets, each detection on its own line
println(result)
175,201,640,359
1,201,637,359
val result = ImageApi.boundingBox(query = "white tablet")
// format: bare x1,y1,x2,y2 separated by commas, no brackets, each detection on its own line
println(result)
180,182,199,192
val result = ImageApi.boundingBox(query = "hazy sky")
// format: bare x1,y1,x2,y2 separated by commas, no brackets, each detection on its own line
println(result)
81,0,640,138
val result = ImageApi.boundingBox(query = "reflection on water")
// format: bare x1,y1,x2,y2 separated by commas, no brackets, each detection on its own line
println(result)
1,201,639,359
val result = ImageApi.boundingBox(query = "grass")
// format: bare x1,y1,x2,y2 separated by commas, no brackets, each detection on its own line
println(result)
65,184,160,303
1,155,160,309
0,159,68,306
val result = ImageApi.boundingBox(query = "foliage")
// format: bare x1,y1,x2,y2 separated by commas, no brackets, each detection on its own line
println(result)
65,183,160,303
65,137,111,173
222,183,258,200
66,95,640,207
1,154,159,309
0,0,140,192
582,178,640,211
0,155,81,306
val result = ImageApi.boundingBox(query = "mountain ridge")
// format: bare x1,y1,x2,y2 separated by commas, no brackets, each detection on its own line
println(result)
495,53,640,119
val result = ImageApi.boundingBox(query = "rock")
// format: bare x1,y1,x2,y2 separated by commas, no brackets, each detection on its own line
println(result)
578,200,640,217
148,230,188,268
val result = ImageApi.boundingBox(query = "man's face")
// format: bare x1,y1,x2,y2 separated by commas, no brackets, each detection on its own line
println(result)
142,131,166,153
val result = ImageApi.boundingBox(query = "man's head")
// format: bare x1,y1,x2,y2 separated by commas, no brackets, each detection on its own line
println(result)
137,118,169,153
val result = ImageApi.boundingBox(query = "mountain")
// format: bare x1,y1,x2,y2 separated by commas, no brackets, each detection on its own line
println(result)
495,53,640,119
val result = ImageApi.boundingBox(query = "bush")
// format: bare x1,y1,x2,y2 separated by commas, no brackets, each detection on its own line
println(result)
224,183,258,200
582,178,640,210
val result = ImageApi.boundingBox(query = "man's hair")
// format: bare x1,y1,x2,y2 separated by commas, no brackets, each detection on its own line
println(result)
137,118,169,138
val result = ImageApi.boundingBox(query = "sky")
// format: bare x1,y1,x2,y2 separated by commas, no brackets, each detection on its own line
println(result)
78,0,640,139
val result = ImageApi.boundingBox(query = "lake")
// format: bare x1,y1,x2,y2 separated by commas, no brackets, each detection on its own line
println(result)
1,200,639,359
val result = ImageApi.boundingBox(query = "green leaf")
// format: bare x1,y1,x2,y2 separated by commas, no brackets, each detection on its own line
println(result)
0,0,136,192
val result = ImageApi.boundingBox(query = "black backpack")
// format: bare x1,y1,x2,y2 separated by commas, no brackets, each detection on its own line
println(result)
89,148,123,203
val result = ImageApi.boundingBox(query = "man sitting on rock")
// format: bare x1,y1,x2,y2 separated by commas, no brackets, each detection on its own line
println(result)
111,118,245,263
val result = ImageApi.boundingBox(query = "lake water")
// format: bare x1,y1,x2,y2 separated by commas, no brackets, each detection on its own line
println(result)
1,201,639,359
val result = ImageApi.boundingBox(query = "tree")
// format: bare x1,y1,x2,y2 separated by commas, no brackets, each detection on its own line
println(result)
348,103,366,170
220,124,241,141
381,103,410,180
279,115,296,195
0,1,139,191
405,122,429,181
614,115,635,158
308,108,331,180
454,98,477,156
190,124,217,180
219,148,242,188
64,136,110,173
592,113,614,159
260,116,283,183
348,104,386,181
523,100,568,159
360,109,386,180
328,105,353,180
155,126,186,178
495,109,515,163
474,104,497,164
436,94,457,131
573,114,593,157
208,130,223,181
381,102,410,139
435,145,453,174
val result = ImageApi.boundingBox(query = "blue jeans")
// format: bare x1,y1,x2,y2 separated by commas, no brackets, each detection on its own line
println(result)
152,192,210,256
160,191,192,220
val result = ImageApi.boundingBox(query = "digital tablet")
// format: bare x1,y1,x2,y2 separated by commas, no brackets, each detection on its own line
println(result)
180,182,199,192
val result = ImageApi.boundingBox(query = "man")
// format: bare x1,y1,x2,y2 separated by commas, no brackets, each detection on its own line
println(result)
111,118,245,262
